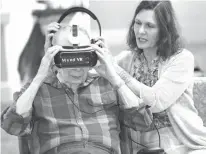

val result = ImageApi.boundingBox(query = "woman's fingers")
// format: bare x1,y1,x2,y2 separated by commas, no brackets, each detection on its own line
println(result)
95,40,106,48
95,49,104,62
93,37,105,43
90,44,104,55
91,44,114,66
93,37,108,48
93,65,106,77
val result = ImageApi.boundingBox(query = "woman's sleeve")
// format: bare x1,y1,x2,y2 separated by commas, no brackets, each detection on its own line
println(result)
116,51,153,130
140,50,194,112
115,50,133,70
1,82,34,136
115,50,194,113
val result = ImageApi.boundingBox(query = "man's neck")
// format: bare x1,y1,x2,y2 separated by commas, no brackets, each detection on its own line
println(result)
66,83,79,93
57,75,82,93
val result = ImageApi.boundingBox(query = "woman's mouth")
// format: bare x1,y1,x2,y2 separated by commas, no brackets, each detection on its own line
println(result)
138,37,147,42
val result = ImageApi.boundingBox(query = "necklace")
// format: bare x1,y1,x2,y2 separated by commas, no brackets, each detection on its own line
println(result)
133,52,160,87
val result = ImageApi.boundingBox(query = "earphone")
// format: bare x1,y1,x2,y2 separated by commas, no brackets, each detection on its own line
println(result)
51,6,102,46
135,112,167,154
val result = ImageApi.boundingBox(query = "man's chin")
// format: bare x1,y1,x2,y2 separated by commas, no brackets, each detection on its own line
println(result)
71,81,83,84
68,77,84,84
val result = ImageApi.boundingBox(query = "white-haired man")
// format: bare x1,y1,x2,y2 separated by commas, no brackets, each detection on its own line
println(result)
1,22,146,154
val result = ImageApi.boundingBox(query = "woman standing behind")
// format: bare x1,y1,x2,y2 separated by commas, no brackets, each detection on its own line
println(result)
91,0,206,154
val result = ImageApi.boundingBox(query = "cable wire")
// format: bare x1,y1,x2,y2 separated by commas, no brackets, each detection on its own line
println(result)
51,67,120,115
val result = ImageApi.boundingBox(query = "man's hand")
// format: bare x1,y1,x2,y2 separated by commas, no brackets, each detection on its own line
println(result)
44,22,60,52
15,45,61,116
37,45,62,80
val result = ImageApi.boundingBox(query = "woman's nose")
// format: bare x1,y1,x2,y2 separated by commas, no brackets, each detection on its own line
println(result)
139,25,146,34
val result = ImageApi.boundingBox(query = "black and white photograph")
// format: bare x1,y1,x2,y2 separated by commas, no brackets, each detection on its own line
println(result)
1,0,206,154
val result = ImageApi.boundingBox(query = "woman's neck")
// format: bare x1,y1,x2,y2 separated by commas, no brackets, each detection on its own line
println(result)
143,47,158,64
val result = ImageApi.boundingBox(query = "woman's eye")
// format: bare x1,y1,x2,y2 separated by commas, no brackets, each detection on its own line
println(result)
147,23,154,28
135,21,141,25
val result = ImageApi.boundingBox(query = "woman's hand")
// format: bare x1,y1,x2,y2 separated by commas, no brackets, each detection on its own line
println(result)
37,45,62,80
90,38,122,86
93,38,114,64
44,22,60,52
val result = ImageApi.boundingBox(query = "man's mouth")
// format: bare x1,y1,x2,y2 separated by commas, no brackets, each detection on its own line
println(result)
70,74,82,78
69,69,84,77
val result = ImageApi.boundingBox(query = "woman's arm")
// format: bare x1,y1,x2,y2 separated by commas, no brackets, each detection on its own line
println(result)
115,64,141,97
115,50,141,97
115,49,194,113
90,44,144,109
90,41,153,130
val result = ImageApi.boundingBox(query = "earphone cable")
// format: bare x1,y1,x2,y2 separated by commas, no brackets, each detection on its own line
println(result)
127,107,162,149
51,67,120,115
154,118,161,148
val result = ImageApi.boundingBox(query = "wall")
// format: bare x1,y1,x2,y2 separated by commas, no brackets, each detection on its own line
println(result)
1,0,206,102
90,0,206,72
1,0,37,97
1,0,89,102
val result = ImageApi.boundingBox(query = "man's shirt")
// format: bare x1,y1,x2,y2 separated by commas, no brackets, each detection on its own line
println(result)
1,75,121,154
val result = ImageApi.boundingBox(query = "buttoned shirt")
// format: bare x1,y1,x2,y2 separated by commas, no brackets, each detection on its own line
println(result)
1,75,122,154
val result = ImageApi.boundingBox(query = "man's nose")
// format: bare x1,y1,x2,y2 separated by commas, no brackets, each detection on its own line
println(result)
71,68,82,72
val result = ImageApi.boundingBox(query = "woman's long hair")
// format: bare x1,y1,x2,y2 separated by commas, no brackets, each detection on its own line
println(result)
127,0,183,60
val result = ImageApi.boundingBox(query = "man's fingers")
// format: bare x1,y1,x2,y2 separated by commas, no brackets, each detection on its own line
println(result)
51,48,61,57
46,45,62,54
47,33,55,39
46,22,60,34
47,27,59,33
48,22,60,29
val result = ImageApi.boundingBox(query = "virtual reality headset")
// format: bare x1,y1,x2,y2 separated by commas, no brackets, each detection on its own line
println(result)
54,46,97,68
52,7,102,68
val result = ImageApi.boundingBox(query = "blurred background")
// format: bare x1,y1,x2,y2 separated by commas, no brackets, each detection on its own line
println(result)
1,0,206,153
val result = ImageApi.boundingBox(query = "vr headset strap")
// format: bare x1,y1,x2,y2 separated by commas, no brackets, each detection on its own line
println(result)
57,7,101,36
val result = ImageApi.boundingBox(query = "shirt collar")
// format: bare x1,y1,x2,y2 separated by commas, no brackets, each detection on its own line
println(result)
44,69,99,89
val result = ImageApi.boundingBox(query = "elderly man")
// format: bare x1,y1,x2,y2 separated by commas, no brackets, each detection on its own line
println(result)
1,21,145,154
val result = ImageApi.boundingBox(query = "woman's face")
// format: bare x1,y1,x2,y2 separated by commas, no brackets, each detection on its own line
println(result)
133,9,159,50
